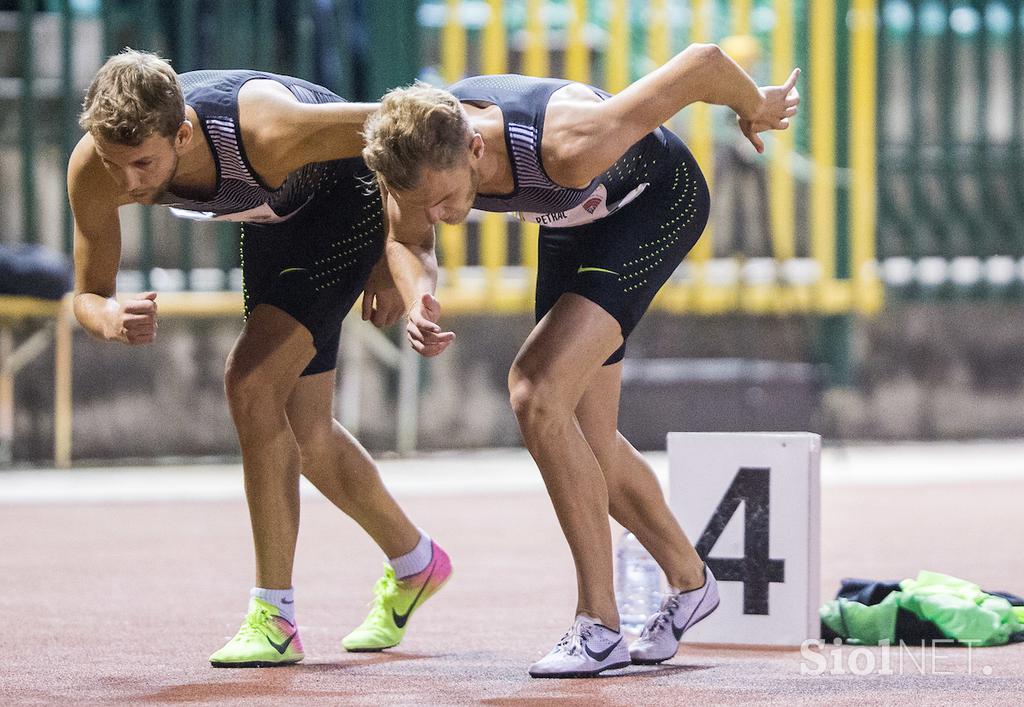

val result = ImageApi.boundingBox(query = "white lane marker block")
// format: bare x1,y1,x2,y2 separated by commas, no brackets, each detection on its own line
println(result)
669,432,821,646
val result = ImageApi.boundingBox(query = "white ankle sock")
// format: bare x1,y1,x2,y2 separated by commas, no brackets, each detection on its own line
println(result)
251,586,296,625
388,530,432,579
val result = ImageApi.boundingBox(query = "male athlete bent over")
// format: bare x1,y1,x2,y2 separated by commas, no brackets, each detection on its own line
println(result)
364,47,798,677
70,50,452,667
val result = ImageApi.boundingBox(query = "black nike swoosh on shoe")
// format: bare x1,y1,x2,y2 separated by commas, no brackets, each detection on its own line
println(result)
391,562,436,629
267,631,297,654
672,597,720,641
672,622,686,641
585,637,622,662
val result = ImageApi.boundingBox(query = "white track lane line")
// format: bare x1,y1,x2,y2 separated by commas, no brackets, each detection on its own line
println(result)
2,442,1023,504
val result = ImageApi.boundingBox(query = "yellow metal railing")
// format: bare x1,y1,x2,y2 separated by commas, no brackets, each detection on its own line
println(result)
428,0,880,316
850,0,883,313
2,292,427,467
770,0,796,263
686,0,715,273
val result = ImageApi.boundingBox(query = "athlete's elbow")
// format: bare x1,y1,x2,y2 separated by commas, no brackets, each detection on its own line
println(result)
684,42,725,67
671,43,722,82
674,43,730,103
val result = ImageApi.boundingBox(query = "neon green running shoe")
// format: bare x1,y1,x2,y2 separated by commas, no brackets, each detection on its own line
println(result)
342,541,452,652
209,597,304,668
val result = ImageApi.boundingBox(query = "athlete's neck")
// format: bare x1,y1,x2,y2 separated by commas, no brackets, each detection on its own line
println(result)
168,106,217,199
465,104,514,195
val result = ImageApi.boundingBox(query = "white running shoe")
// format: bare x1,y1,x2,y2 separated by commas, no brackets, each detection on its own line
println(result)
528,615,632,678
629,564,720,665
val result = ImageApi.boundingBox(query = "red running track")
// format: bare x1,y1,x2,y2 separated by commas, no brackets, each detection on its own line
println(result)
2,474,1022,705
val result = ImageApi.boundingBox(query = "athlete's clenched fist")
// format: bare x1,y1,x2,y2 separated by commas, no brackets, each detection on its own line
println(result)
111,291,159,345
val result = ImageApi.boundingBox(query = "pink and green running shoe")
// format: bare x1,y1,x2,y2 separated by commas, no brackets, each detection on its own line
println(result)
209,597,304,668
342,541,452,652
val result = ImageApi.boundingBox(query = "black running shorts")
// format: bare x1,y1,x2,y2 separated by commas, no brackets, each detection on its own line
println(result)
535,129,711,365
240,160,384,376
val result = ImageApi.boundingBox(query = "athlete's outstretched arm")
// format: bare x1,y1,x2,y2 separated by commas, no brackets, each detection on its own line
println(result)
547,43,799,183
237,80,380,186
382,192,455,357
68,135,159,345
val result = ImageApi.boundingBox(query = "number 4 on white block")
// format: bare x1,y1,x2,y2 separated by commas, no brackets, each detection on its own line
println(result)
694,467,786,615
668,432,821,646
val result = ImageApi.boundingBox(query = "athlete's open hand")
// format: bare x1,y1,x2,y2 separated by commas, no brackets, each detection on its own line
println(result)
112,291,158,345
739,68,800,154
407,292,455,357
362,258,405,327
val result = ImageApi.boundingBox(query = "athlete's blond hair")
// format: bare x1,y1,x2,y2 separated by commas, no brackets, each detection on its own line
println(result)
362,83,472,191
79,49,185,146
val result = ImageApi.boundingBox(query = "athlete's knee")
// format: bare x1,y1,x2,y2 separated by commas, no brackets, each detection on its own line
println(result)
224,358,288,422
508,368,569,431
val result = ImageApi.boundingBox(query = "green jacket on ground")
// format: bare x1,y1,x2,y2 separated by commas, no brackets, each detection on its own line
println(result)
820,571,1024,646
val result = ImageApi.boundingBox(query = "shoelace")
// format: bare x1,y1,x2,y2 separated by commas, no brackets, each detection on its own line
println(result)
365,566,398,622
639,594,681,639
555,621,595,656
236,606,272,639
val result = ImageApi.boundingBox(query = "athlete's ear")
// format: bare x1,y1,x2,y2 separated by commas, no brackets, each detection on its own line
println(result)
469,132,485,160
175,119,193,150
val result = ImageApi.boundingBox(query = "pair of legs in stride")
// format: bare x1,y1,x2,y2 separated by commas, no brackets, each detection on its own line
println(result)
511,294,720,678
209,304,451,668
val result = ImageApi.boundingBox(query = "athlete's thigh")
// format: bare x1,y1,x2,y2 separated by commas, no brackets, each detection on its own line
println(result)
227,303,317,393
512,293,623,407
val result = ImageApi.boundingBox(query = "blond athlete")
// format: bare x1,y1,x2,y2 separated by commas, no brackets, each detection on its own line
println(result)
363,46,798,677
69,51,451,667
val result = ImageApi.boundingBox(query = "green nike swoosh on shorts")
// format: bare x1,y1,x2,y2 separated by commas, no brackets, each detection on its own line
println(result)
576,266,619,276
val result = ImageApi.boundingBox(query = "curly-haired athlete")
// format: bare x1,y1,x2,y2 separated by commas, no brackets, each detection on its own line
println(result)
69,50,452,667
364,45,798,677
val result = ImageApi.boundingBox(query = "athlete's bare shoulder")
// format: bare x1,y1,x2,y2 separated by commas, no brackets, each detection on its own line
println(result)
68,133,104,186
235,78,298,146
235,76,374,186
233,78,306,186
237,77,296,109
548,81,604,109
541,82,607,188
68,133,129,208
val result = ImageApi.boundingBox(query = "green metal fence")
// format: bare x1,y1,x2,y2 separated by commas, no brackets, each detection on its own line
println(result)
877,0,1024,299
7,0,418,291
8,0,1024,303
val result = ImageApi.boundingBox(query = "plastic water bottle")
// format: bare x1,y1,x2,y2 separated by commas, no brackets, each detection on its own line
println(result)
615,531,663,635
